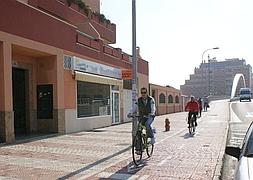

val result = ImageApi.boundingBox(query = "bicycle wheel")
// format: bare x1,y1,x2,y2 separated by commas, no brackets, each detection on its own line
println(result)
189,117,194,134
146,140,154,157
132,133,143,166
188,125,192,134
191,118,195,135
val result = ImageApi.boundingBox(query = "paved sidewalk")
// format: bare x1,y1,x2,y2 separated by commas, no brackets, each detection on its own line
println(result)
0,101,229,180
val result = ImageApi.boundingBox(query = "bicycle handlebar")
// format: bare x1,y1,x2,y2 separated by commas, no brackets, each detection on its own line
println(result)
128,114,154,119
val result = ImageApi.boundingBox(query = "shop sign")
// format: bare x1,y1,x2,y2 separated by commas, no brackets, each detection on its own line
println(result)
73,56,121,79
122,69,132,80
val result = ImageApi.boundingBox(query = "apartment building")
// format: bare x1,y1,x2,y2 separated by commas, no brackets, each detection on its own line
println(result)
0,0,149,143
180,58,252,99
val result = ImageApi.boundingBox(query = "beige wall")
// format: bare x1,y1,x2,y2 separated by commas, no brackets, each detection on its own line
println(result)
138,72,149,95
65,109,111,133
0,42,12,112
64,70,76,109
149,83,182,115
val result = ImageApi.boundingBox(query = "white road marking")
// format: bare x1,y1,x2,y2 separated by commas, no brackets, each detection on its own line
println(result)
230,103,242,122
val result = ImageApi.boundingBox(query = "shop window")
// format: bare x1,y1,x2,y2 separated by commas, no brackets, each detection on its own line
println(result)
168,95,173,103
159,93,165,104
77,81,110,118
175,95,179,103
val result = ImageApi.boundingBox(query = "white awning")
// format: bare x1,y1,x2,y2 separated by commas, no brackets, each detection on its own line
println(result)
75,71,123,87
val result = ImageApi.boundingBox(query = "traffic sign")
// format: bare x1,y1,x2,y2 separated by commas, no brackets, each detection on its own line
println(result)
122,69,132,80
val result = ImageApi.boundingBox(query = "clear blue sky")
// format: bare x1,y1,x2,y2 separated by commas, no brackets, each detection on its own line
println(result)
101,0,253,89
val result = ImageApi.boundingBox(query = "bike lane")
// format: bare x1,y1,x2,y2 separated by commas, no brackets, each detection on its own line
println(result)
86,100,229,180
0,101,228,179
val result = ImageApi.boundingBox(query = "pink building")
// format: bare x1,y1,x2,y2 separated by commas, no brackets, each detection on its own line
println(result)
149,84,183,115
0,0,149,143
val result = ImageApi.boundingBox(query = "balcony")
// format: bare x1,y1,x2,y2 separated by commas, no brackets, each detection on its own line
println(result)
28,0,116,43
0,0,150,75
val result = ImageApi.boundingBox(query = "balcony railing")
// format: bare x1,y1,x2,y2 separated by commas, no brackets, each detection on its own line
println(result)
28,0,116,43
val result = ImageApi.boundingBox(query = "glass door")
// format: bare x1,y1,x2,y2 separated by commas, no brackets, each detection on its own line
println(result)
112,91,120,124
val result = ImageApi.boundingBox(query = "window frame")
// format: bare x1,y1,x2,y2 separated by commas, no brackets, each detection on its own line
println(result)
76,81,112,119
159,93,166,104
168,94,174,103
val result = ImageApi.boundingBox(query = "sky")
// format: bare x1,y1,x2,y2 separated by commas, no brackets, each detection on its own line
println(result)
100,0,253,89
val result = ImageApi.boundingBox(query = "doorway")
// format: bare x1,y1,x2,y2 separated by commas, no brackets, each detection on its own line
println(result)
12,68,28,136
112,91,120,124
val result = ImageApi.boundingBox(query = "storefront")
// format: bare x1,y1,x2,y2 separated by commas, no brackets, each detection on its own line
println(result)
0,0,149,143
64,56,123,133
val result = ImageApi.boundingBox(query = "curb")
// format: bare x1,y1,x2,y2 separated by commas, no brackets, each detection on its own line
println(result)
213,102,230,180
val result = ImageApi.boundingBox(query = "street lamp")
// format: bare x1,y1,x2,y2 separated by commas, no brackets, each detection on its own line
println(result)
132,0,138,139
201,47,219,63
201,47,219,97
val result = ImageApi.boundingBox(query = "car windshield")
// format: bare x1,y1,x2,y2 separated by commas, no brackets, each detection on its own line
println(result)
245,130,253,157
241,90,250,95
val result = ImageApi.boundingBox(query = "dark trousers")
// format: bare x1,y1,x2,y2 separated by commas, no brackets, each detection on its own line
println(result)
188,112,198,125
199,108,202,117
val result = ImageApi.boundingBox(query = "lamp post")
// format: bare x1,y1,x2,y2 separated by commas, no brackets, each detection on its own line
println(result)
208,54,211,96
201,47,219,63
132,0,138,139
201,47,219,96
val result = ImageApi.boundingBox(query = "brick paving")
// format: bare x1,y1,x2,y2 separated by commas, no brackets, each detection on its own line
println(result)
0,101,229,180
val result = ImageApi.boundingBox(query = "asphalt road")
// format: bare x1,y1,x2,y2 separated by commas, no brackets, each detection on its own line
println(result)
221,100,253,180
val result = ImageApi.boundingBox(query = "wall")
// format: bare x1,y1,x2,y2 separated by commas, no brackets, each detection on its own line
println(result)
65,109,111,133
149,83,182,115
123,89,132,122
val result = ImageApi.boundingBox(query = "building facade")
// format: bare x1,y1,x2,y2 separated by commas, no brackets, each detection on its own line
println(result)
149,84,182,115
180,58,252,99
0,0,149,143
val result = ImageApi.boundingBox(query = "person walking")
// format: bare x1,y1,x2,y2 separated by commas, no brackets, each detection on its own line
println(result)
198,98,203,117
203,96,209,112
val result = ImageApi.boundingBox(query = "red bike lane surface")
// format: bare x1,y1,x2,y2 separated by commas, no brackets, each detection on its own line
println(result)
86,101,229,180
0,101,228,180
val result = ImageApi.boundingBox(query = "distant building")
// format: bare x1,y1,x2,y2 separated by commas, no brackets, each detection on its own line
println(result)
180,58,252,99
149,84,182,115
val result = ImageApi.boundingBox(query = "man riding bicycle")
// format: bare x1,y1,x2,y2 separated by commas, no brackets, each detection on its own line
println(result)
128,87,156,144
185,96,199,128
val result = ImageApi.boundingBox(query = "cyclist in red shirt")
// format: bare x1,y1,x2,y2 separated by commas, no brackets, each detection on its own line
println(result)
185,96,199,128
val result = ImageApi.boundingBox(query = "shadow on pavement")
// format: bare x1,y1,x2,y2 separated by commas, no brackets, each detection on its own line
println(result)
97,158,148,179
0,133,59,147
57,146,132,180
181,133,195,139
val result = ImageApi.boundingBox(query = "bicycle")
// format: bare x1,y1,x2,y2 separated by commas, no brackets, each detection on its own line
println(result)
130,115,154,166
188,115,196,135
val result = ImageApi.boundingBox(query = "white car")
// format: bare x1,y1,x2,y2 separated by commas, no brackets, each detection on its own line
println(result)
225,122,253,180
239,88,252,102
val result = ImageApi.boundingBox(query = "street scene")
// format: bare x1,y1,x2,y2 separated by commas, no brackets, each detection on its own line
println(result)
0,101,228,179
1,0,253,180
